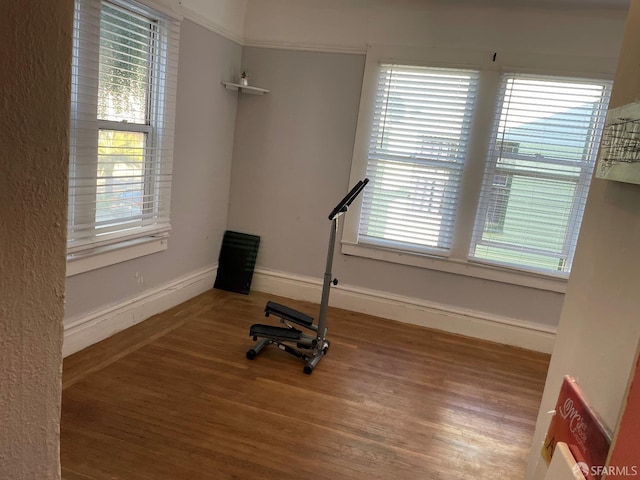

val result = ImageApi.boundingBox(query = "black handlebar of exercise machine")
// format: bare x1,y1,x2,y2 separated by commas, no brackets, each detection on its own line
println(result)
328,178,369,221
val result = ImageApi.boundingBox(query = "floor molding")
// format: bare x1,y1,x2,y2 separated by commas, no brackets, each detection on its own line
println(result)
63,265,217,358
251,268,556,354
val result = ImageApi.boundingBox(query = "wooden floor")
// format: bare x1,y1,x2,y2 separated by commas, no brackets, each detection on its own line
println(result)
61,289,550,480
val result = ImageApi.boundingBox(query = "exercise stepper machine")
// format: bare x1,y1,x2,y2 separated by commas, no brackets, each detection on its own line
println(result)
246,178,369,374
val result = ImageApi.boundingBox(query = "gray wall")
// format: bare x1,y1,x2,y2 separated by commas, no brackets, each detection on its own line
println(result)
0,1,72,478
227,47,564,327
65,20,241,319
228,48,366,275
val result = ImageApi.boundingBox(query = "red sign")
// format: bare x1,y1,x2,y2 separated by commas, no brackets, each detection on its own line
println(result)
606,353,640,478
542,376,612,480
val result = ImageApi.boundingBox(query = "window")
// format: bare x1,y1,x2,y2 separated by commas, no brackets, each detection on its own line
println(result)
348,57,611,284
470,74,611,274
68,0,179,271
359,65,479,254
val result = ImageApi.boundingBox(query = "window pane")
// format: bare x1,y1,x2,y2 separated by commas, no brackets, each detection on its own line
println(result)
471,75,611,275
96,129,145,226
362,159,461,249
359,65,479,254
68,0,178,257
98,3,151,123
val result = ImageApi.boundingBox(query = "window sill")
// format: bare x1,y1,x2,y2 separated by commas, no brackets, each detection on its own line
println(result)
66,237,168,277
341,241,568,293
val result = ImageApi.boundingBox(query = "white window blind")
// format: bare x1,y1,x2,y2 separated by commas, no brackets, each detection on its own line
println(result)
359,65,479,254
470,74,611,275
68,0,179,256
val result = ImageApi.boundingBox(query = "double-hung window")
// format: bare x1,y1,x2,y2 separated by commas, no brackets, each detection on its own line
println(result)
360,65,479,254
348,56,611,285
470,74,611,274
68,0,179,273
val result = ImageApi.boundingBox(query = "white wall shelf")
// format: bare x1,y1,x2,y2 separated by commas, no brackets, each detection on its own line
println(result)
222,82,270,95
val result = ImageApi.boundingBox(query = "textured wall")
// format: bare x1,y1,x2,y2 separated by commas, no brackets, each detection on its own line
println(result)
0,1,72,478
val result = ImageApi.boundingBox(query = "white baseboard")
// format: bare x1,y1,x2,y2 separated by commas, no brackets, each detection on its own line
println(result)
63,265,217,358
251,268,556,354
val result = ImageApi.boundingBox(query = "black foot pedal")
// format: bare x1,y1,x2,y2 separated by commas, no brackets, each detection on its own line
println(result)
250,324,302,340
265,301,314,327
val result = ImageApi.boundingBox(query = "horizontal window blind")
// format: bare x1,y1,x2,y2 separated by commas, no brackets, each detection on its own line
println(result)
359,64,479,254
470,74,611,275
68,0,179,255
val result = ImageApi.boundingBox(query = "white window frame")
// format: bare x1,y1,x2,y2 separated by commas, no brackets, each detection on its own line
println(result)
469,73,611,275
67,0,180,276
358,64,480,256
343,45,615,293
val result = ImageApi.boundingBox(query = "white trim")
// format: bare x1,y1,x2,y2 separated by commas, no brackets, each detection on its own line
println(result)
364,45,617,78
63,265,217,357
177,4,244,45
341,242,568,293
129,0,184,22
242,39,367,55
66,237,168,277
251,267,556,354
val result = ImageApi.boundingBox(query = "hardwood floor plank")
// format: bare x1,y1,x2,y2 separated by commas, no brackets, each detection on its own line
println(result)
62,289,549,480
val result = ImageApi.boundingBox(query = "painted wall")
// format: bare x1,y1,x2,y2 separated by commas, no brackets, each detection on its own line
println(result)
178,0,247,43
228,1,626,333
64,21,241,324
243,0,626,58
228,47,565,329
0,1,72,478
133,0,247,44
60,0,629,353
525,1,640,478
227,47,366,276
